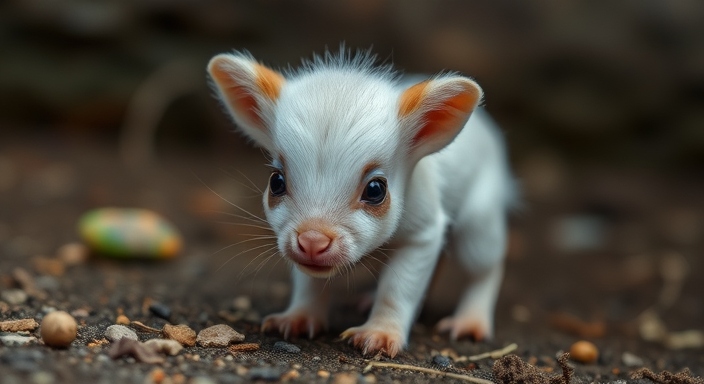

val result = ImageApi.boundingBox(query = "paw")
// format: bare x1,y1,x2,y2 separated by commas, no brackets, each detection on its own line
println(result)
435,315,493,341
261,309,326,340
340,325,405,358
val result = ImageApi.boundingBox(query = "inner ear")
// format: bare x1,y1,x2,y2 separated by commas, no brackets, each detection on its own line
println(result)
207,54,285,150
399,77,482,160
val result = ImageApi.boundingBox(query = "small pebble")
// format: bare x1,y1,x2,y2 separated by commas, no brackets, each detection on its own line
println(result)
40,311,77,348
70,308,90,318
149,302,172,320
107,338,164,364
1,289,28,305
229,343,260,353
78,208,182,258
272,341,301,354
0,334,36,346
31,256,65,276
57,243,89,266
318,370,331,379
281,369,300,382
143,338,183,356
0,318,39,332
232,296,251,311
248,367,284,381
432,355,452,368
163,324,197,347
622,351,644,367
235,365,249,376
105,324,138,342
12,268,47,299
569,340,599,364
116,315,130,325
333,372,360,384
147,368,166,384
197,324,245,348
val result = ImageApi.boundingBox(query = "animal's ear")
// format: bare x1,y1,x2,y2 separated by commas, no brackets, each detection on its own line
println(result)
208,53,285,151
398,76,482,161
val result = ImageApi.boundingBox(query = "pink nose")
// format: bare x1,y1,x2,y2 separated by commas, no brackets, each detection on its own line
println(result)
297,230,332,258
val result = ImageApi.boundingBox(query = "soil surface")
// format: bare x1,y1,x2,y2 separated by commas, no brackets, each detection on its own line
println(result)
0,135,703,383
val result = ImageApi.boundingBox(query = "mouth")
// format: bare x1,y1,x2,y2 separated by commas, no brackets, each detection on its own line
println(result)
295,262,335,276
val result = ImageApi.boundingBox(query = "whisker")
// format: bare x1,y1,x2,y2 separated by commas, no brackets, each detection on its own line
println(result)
214,167,263,195
212,221,274,232
217,242,276,271
193,173,268,223
206,210,268,224
236,169,264,194
236,245,279,281
359,259,378,281
366,253,401,281
212,236,277,256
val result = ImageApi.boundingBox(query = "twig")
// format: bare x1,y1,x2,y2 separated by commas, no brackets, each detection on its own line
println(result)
363,361,494,384
130,321,162,334
457,343,519,362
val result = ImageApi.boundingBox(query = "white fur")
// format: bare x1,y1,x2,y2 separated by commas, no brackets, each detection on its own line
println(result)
208,50,515,355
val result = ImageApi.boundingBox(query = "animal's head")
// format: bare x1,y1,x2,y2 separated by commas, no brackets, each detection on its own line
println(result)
208,50,482,278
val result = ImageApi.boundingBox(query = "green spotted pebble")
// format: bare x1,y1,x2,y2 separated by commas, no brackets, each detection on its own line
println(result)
78,208,182,258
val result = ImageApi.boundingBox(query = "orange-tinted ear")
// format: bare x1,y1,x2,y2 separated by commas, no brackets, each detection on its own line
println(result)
398,76,482,161
208,53,285,151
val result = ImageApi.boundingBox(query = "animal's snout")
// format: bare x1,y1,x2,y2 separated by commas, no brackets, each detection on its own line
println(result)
297,230,332,259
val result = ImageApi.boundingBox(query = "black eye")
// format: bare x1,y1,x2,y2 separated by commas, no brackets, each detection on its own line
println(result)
269,171,286,197
361,178,387,205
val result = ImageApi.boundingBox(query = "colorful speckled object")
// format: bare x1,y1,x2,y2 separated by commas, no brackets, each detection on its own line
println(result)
78,208,182,258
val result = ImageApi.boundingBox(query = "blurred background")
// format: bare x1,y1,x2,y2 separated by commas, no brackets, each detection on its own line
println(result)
2,0,703,169
0,0,703,363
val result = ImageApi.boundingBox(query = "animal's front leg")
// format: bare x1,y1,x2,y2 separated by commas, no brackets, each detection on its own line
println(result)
341,221,445,357
262,267,330,339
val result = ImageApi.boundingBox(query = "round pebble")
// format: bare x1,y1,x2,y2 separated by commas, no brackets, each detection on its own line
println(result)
116,315,130,325
569,340,599,364
40,311,77,348
272,341,301,354
105,324,138,342
78,208,182,258
57,242,89,265
432,355,452,368
149,302,172,320
196,324,245,348
1,289,28,305
143,339,183,356
163,324,197,347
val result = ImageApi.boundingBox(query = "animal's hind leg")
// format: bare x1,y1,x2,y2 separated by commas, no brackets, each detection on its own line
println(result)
436,209,506,341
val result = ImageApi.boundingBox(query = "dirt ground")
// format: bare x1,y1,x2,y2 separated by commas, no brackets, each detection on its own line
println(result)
0,134,702,384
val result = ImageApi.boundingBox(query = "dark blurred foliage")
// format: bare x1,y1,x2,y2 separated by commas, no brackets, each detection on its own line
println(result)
1,0,703,170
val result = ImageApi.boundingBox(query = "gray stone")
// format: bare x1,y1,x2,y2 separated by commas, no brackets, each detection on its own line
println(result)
104,325,138,342
622,351,644,367
0,334,36,346
272,341,300,354
248,367,284,381
1,289,28,305
148,302,172,320
196,324,244,348
432,354,452,368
